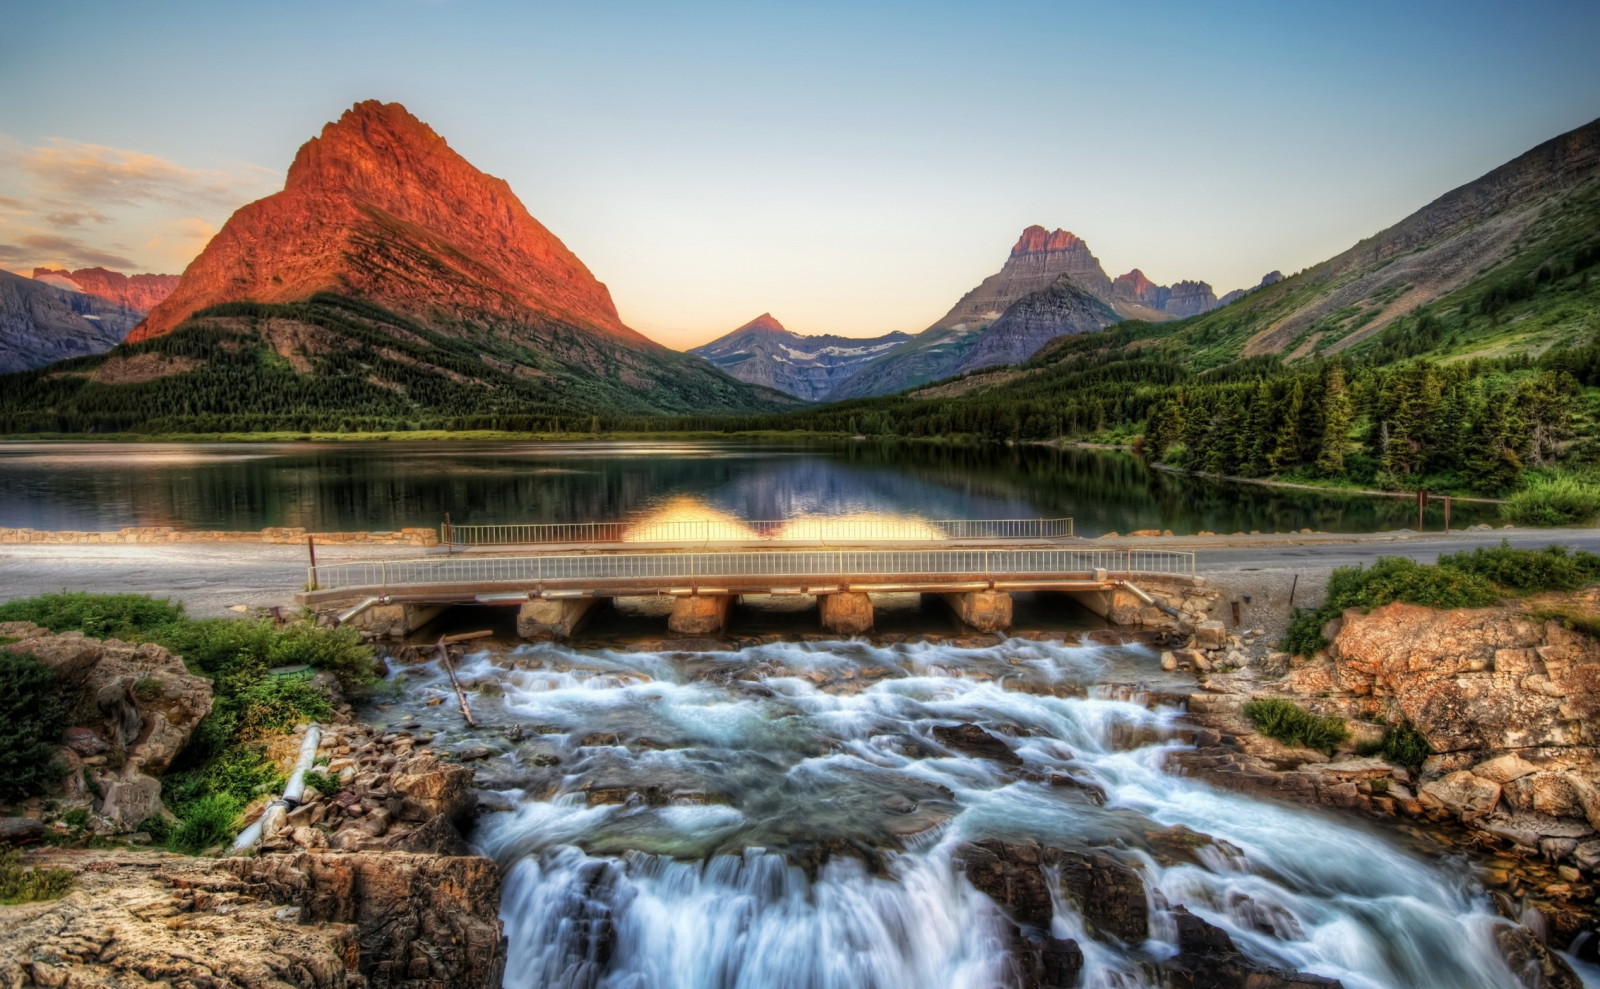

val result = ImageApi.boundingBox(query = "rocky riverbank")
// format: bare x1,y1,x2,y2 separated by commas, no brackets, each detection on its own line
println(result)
0,622,503,989
1165,597,1600,964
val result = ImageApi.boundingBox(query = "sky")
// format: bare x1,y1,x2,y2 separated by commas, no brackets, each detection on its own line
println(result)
2,1,1598,349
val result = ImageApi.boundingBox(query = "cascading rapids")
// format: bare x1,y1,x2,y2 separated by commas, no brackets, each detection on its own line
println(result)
395,637,1536,989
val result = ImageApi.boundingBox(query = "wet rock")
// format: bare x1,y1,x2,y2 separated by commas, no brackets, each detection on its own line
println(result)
1011,928,1084,989
1495,926,1584,989
1164,906,1344,989
958,840,1147,942
933,723,1022,765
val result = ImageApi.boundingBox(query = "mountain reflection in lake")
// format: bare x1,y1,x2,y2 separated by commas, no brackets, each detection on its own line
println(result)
0,439,1496,534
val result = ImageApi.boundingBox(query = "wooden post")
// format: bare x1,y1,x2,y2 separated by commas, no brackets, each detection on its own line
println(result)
1444,496,1452,533
1288,573,1298,612
1230,600,1241,628
435,636,477,728
307,536,318,591
444,513,454,556
1416,489,1428,531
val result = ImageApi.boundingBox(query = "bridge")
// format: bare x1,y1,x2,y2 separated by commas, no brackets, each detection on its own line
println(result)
300,520,1202,639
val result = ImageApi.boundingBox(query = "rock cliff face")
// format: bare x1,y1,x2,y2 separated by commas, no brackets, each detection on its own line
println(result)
0,269,141,374
33,267,179,313
0,848,504,989
132,100,640,347
829,225,1249,398
689,313,910,401
952,275,1118,374
1,621,212,826
1217,270,1283,307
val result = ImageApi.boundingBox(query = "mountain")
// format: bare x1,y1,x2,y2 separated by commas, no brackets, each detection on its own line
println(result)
689,314,910,401
0,100,787,431
828,225,1242,398
33,268,179,313
950,275,1119,374
1216,271,1284,308
1176,117,1600,365
760,115,1600,490
0,269,143,375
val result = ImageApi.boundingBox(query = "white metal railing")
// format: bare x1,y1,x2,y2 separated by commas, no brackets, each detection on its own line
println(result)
442,517,1074,546
308,546,1193,592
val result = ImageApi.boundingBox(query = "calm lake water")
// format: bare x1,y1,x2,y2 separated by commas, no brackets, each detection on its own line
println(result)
0,439,1497,534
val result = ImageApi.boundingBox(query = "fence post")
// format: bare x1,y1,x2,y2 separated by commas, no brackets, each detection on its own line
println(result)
307,536,318,591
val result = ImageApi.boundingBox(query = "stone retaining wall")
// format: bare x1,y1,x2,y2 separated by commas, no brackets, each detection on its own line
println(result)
0,526,439,546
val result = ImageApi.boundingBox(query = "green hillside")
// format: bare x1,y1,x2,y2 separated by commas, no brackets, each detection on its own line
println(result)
0,293,789,434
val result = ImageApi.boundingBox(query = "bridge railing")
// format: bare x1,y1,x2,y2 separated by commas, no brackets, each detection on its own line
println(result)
442,516,1074,547
309,546,1194,592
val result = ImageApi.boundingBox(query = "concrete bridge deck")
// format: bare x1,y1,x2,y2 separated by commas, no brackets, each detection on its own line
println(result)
300,546,1202,639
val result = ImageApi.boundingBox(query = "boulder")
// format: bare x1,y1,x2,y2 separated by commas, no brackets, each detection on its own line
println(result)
957,840,1146,942
1473,753,1539,784
224,851,504,989
933,724,1022,765
1419,771,1501,821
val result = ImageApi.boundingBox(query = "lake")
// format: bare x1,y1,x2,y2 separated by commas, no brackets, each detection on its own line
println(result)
0,439,1497,534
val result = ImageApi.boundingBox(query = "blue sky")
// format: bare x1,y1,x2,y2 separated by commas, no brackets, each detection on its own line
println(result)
2,0,1597,346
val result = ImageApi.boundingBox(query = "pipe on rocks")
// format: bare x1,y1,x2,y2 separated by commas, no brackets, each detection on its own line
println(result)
1118,580,1183,620
229,723,322,854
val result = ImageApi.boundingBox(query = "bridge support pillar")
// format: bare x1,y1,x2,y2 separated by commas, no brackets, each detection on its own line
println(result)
518,597,598,640
943,590,1012,632
668,594,731,635
819,591,873,636
351,603,446,638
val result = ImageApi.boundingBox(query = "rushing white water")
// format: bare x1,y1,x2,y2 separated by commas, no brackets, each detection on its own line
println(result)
401,637,1539,989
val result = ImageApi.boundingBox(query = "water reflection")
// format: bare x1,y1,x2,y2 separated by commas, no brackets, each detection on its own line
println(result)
0,439,1499,534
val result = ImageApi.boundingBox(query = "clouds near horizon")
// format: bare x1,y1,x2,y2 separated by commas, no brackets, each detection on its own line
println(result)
0,135,271,277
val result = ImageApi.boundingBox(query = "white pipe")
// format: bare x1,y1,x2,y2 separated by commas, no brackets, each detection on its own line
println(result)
229,723,321,854
336,597,381,625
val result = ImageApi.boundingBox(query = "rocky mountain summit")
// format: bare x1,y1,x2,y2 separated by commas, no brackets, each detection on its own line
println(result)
0,269,144,374
132,99,639,346
33,267,179,314
0,100,783,424
828,225,1261,398
690,313,910,400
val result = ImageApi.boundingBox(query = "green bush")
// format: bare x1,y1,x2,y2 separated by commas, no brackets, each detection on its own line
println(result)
1377,722,1431,770
1437,541,1600,593
301,769,341,798
1280,557,1499,656
168,793,241,854
1242,698,1350,754
0,848,73,904
0,652,69,804
1502,476,1600,526
0,592,184,640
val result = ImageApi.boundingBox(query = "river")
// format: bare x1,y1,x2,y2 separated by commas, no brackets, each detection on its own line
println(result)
0,439,1496,534
379,636,1544,989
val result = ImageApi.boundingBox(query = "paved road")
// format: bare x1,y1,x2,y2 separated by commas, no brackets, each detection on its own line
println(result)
3,526,1598,618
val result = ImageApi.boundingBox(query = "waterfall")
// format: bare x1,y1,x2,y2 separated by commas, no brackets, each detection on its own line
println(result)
418,638,1543,989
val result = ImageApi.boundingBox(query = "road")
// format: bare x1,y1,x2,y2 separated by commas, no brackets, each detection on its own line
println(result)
2,526,1598,619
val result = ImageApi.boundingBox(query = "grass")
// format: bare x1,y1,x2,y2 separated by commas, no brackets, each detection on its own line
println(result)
1437,541,1600,593
1242,698,1351,754
0,848,73,905
0,592,378,852
1501,475,1600,526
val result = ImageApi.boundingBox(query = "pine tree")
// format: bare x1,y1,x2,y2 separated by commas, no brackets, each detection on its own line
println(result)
1315,362,1353,477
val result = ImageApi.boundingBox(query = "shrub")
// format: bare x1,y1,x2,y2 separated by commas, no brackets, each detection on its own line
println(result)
60,808,89,829
0,652,69,804
0,592,184,640
1377,722,1431,771
0,848,73,904
1242,698,1350,754
1437,541,1600,593
1280,557,1499,655
168,793,241,854
1502,476,1600,527
301,769,340,798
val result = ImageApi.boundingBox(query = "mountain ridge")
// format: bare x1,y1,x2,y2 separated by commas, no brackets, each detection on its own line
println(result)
690,314,910,401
